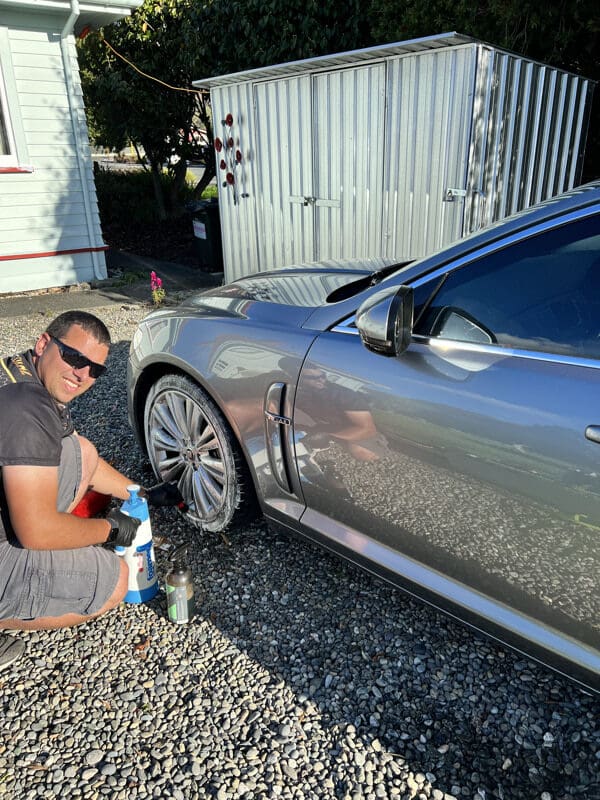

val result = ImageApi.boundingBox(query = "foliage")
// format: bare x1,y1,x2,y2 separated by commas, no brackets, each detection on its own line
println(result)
186,0,370,75
93,165,196,226
79,0,213,217
111,270,148,287
201,184,218,199
192,0,599,179
368,0,599,68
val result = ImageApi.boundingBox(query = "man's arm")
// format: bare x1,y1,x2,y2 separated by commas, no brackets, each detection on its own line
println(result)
3,464,111,550
89,455,136,502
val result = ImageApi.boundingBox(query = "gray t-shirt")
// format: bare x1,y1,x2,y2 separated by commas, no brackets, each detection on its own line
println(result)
0,350,74,544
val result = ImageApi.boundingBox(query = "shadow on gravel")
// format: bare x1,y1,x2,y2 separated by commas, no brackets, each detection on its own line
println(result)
175,521,598,800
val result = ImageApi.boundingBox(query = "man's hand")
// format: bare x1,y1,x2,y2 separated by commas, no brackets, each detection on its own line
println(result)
141,482,184,507
105,509,141,547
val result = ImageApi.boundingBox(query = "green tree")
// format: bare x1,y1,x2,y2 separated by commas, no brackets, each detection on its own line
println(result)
187,0,370,75
79,0,212,218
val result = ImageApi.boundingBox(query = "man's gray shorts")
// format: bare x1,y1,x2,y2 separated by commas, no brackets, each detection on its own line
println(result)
0,434,120,620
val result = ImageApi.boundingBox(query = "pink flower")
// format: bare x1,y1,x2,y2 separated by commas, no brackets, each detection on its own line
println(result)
226,172,235,185
225,113,233,127
214,137,223,152
219,159,226,170
150,271,166,305
235,150,242,163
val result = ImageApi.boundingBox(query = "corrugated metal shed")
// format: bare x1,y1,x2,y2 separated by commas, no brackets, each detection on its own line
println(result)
194,33,594,283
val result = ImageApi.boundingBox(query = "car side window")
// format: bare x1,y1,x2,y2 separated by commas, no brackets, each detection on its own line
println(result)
413,214,600,359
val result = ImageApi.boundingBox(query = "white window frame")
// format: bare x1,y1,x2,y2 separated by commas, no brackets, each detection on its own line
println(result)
0,67,17,166
0,26,25,169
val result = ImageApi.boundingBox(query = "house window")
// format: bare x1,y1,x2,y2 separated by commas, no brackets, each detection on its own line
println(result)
0,56,17,166
0,111,12,154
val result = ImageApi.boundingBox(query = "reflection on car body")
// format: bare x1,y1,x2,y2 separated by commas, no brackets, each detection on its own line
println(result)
128,182,600,692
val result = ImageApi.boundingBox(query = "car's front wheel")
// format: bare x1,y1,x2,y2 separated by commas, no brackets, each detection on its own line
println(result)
143,374,255,532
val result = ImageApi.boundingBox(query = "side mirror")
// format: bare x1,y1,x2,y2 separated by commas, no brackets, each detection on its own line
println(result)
355,285,414,357
431,307,494,344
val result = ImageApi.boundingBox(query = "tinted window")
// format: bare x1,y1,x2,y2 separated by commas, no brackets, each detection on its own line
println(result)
414,215,600,359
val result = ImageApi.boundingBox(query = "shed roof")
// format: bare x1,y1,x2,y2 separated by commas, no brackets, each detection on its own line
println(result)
194,31,481,88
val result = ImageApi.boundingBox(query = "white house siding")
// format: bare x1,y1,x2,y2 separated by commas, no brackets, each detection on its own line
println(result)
0,11,106,293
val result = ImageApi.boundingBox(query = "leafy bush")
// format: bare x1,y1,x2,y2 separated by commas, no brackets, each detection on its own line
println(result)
94,166,197,227
201,184,218,199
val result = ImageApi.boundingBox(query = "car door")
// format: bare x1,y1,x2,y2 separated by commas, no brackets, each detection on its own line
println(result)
293,211,600,671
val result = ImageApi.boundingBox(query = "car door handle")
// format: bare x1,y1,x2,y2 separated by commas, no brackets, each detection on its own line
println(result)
585,425,600,444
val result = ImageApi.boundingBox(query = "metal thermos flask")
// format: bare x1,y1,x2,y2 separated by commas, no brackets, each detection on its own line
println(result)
165,545,195,624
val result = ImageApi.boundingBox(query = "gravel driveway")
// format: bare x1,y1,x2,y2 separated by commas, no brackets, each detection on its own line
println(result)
0,303,598,800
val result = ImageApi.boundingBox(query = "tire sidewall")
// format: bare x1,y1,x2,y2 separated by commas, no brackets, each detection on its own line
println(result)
144,374,241,532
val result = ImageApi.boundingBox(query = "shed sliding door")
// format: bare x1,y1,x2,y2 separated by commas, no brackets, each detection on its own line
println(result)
383,48,476,260
254,64,386,271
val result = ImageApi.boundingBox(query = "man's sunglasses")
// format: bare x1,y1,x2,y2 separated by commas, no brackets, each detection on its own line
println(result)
50,336,107,379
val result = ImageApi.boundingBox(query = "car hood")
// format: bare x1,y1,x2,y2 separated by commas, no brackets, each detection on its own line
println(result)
179,258,401,311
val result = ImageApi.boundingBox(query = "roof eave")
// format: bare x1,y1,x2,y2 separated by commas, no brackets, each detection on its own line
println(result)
0,0,143,33
193,32,476,88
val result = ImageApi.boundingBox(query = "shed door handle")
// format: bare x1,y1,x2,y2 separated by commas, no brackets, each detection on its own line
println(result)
585,425,600,444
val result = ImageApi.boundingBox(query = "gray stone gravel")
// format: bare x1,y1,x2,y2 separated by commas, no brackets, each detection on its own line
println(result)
1,303,599,800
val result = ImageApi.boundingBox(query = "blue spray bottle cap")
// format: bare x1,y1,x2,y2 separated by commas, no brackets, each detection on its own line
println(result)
121,484,149,522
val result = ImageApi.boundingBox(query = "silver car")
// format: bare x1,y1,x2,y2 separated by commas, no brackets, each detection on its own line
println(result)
127,181,600,692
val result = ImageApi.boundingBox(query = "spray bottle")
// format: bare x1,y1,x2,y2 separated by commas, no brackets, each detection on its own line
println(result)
116,484,158,603
165,545,195,623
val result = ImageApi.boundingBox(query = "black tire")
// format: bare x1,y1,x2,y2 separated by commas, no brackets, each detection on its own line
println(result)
143,374,256,532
